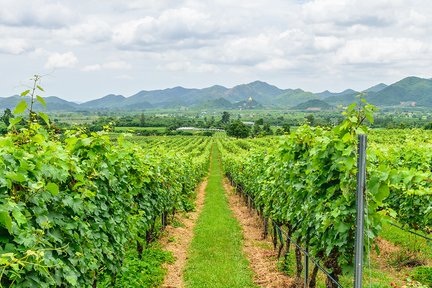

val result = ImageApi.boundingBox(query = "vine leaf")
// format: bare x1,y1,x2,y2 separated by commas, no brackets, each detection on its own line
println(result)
20,90,30,97
36,95,46,107
39,112,50,127
14,100,28,114
0,211,13,233
46,182,59,196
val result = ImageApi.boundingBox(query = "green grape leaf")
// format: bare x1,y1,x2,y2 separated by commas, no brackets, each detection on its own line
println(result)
13,100,28,114
20,90,30,97
38,111,50,127
46,182,59,196
0,211,12,233
36,95,46,107
12,208,27,226
8,116,22,128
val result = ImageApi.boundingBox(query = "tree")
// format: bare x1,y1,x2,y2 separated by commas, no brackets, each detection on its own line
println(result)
282,123,291,133
139,112,145,127
226,120,250,138
1,108,13,126
305,114,315,126
256,118,264,125
251,123,262,137
221,111,230,124
263,123,273,135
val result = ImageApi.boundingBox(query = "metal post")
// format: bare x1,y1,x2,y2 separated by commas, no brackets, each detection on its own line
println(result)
304,245,309,287
354,134,367,288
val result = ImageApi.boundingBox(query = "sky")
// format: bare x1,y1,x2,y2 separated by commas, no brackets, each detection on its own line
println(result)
1,0,432,102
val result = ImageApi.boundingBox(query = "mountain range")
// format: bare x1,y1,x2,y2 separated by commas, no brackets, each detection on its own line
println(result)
1,76,432,111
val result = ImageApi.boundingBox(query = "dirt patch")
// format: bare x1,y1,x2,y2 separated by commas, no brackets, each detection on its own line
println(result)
373,237,401,267
223,179,293,288
160,178,208,288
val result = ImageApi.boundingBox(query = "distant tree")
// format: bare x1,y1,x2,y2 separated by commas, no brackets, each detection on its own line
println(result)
226,120,250,138
221,111,230,124
0,122,7,135
263,123,273,135
1,108,13,126
275,128,284,135
256,118,264,125
424,122,432,130
305,114,315,126
139,112,145,127
251,123,262,137
282,123,291,133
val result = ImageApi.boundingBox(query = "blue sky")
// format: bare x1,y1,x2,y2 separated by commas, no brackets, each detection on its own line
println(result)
1,0,431,102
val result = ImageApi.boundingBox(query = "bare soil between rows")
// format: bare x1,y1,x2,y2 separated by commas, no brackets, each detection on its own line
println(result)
160,179,208,288
223,179,294,288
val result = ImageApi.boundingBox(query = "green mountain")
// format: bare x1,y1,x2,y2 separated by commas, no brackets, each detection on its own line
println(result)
276,89,319,107
0,96,80,111
224,81,284,103
292,99,333,110
315,89,358,99
366,77,432,106
2,76,432,111
80,94,126,109
364,83,387,93
201,97,233,109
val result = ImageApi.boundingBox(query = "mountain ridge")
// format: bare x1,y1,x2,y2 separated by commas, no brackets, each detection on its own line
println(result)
1,76,432,111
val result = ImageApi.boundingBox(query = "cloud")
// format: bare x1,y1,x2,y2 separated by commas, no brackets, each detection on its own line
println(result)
0,39,31,54
0,0,75,28
81,61,131,72
336,37,431,65
55,19,112,45
45,52,78,69
112,7,235,50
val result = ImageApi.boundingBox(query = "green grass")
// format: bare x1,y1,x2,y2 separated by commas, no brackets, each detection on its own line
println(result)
380,218,432,260
113,126,166,132
184,145,257,288
99,244,174,288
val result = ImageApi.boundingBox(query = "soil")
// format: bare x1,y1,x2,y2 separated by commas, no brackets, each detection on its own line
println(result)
223,178,294,288
160,179,208,288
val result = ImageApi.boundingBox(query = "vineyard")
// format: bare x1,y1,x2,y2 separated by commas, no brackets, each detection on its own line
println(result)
1,99,432,287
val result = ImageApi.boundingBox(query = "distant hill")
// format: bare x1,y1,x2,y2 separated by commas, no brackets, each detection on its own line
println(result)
366,77,432,107
315,89,358,99
276,89,318,107
224,81,283,104
293,99,333,110
0,95,79,111
80,94,126,109
2,76,432,111
364,83,387,93
201,97,233,109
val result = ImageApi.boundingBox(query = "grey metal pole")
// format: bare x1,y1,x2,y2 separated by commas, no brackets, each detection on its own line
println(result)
304,245,309,287
354,134,367,288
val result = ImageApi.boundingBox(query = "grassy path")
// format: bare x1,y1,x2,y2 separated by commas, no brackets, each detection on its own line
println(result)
184,145,257,288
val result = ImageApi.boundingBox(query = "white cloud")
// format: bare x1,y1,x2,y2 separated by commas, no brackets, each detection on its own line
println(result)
314,36,344,51
1,0,432,101
45,52,78,69
82,61,131,72
56,19,112,45
0,0,75,28
336,37,431,65
0,39,31,54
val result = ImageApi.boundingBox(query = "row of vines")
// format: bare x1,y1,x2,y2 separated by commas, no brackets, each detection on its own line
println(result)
218,101,432,287
0,121,211,287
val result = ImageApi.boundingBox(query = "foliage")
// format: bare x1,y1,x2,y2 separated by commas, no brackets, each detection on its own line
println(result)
411,266,432,287
221,111,230,124
219,99,387,286
226,120,250,138
111,248,174,288
0,79,210,287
